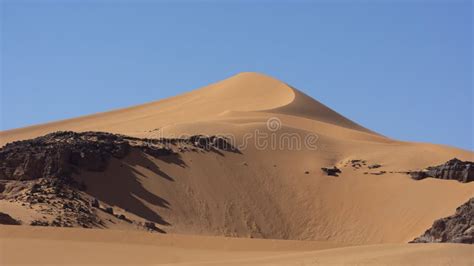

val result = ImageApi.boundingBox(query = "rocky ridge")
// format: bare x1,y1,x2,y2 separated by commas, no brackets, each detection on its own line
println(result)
0,131,237,182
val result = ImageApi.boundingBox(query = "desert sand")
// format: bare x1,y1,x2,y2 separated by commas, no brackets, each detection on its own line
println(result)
1,72,473,264
1,226,473,265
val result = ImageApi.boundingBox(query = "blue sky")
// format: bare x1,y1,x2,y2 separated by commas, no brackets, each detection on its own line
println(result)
1,1,472,150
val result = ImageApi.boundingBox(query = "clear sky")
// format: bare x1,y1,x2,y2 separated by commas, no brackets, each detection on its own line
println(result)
1,1,472,150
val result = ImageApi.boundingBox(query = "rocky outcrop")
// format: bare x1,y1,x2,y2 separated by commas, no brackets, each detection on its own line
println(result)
0,131,131,181
14,177,103,228
409,158,473,183
0,131,238,182
0,131,238,231
410,198,473,244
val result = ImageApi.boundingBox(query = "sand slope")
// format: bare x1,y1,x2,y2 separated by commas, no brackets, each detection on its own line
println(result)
1,72,473,264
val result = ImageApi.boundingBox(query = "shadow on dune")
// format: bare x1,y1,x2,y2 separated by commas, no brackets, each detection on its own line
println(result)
152,151,187,168
77,150,188,228
130,153,178,182
76,145,241,230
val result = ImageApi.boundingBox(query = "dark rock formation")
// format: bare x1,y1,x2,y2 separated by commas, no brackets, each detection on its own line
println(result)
409,158,473,183
321,166,341,176
189,135,238,152
0,131,239,183
410,198,473,244
30,220,49,226
0,131,133,182
91,198,100,208
105,207,114,215
0,212,21,225
368,164,382,169
144,221,164,233
144,221,157,230
349,160,366,169
19,177,103,228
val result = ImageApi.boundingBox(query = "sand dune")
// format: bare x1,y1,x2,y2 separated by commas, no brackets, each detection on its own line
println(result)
0,72,379,144
1,72,473,264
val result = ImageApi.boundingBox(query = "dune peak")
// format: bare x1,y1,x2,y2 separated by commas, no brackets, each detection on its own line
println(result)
231,71,282,81
216,71,290,92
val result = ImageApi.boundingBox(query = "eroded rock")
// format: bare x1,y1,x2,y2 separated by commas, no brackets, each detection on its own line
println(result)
409,158,473,183
0,131,133,182
410,198,473,244
0,131,239,183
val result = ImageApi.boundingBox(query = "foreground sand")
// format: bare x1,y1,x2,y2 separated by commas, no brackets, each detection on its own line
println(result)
1,226,473,265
